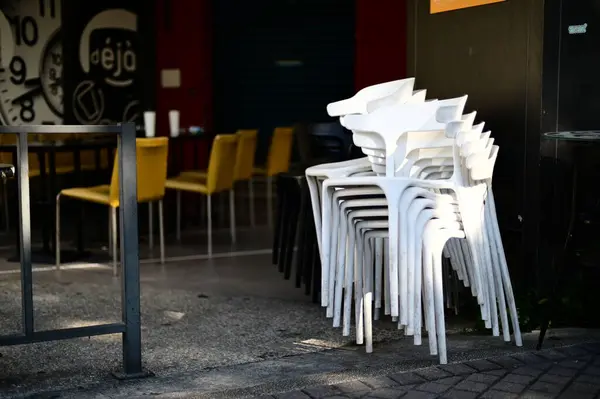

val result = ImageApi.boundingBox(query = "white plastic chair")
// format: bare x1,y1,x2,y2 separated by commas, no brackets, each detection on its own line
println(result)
327,78,416,117
320,121,522,363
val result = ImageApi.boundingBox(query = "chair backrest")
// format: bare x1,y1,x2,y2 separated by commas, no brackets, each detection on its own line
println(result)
206,134,239,193
266,127,294,176
109,137,169,205
234,129,258,181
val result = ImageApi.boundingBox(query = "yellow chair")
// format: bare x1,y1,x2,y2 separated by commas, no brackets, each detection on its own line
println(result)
166,134,239,256
56,137,169,275
180,129,259,225
253,127,294,225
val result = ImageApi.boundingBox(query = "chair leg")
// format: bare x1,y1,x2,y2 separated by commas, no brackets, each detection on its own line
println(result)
55,194,61,270
158,199,165,265
111,206,118,277
219,192,226,227
249,178,255,227
207,195,212,257
2,181,9,233
283,181,301,280
108,208,112,256
272,176,284,265
176,190,181,241
229,188,236,244
267,176,273,226
148,202,154,250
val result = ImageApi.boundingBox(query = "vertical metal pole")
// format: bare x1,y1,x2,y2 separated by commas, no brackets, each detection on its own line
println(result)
17,132,34,337
117,122,144,377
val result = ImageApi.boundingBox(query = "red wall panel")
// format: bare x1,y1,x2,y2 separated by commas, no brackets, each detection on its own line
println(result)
355,0,407,90
155,0,212,168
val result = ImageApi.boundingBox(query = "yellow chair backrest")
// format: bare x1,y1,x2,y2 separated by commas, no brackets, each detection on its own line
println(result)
206,134,239,194
266,127,294,176
234,129,258,181
108,137,169,206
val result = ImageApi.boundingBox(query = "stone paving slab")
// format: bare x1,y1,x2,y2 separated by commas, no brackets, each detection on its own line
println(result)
263,343,600,399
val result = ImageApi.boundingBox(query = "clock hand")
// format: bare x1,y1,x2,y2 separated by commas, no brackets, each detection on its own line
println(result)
11,86,43,105
24,78,41,88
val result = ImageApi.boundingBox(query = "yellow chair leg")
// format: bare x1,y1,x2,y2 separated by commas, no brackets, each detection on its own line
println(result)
111,207,118,277
158,199,165,264
229,188,236,244
207,195,212,257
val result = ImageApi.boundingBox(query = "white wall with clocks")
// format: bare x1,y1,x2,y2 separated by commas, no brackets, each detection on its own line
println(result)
0,0,63,125
0,0,154,127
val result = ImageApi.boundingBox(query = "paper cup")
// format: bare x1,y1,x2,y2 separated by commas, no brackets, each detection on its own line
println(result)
143,111,156,138
168,110,180,137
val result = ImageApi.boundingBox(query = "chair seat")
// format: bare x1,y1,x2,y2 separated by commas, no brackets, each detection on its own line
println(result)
61,184,113,206
179,170,207,179
165,176,208,194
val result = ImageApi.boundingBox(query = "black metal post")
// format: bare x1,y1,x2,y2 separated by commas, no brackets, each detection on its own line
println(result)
114,122,148,379
17,132,34,338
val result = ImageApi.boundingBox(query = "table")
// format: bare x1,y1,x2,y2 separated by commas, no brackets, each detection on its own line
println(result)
537,130,600,348
0,137,117,264
135,127,213,174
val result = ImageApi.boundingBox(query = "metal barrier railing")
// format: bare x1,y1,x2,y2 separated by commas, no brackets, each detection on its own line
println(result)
0,123,148,379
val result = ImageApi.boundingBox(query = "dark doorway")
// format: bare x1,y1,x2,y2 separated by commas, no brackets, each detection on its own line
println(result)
212,0,355,161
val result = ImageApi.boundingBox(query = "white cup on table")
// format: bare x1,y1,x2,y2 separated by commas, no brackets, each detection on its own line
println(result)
143,111,156,138
168,110,180,137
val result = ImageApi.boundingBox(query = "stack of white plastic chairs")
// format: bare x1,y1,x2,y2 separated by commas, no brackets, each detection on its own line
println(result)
306,78,522,364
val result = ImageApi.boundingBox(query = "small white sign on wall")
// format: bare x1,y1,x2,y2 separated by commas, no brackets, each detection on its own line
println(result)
161,68,181,88
568,23,588,35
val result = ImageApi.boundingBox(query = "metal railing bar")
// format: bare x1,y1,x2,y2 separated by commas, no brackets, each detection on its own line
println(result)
17,132,34,337
0,122,147,379
0,125,122,134
117,123,144,377
0,323,126,346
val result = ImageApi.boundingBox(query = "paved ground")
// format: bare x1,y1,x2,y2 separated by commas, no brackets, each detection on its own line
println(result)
0,188,597,398
260,342,600,399
10,330,597,399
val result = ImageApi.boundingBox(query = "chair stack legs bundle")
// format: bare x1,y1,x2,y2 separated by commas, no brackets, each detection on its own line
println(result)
272,174,321,302
307,78,522,364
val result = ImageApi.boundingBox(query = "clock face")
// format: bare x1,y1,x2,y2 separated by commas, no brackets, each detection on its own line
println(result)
39,28,62,116
0,0,62,125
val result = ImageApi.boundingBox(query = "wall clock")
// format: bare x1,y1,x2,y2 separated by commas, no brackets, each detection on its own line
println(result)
0,0,62,125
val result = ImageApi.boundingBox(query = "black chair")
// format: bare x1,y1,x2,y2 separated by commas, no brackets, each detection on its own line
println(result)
272,122,354,302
